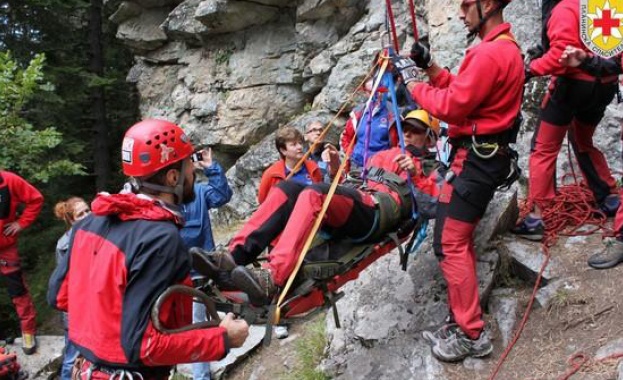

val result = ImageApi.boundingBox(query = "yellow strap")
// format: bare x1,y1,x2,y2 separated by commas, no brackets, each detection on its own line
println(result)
494,33,520,49
274,58,391,323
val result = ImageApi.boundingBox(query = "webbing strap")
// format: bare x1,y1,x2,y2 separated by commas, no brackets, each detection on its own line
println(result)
285,62,379,181
274,59,391,324
384,52,419,221
494,33,520,49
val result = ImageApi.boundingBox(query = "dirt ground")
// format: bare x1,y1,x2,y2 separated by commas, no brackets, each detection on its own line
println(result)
215,227,622,380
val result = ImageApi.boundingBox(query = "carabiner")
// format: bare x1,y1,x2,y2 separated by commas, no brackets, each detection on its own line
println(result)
470,124,499,159
380,31,392,51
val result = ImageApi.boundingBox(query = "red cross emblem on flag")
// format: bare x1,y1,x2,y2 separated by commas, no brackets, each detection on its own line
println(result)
581,0,623,58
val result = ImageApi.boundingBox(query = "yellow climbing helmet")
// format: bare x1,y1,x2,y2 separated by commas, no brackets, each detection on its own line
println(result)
403,109,441,138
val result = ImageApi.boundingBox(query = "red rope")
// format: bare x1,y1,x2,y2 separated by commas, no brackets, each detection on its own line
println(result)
385,0,400,53
407,0,419,41
488,142,613,379
558,352,623,380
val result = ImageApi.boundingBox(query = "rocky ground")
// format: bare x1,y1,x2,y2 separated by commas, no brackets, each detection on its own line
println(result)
220,231,623,380
8,220,623,380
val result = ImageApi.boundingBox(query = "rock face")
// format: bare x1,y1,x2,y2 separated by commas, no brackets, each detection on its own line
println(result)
110,0,623,222
110,0,623,377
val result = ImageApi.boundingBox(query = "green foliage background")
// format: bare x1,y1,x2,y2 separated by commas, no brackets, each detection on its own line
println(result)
0,0,138,336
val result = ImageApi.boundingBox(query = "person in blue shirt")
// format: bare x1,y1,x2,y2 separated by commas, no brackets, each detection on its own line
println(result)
180,147,233,380
340,80,398,171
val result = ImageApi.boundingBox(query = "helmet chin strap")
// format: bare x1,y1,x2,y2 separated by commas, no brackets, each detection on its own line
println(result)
131,160,188,205
466,0,504,43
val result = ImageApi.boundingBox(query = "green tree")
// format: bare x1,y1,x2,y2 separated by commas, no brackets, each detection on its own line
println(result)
0,51,84,182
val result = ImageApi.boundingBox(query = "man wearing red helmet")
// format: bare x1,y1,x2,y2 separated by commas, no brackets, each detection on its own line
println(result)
395,0,523,363
47,119,248,379
511,0,620,241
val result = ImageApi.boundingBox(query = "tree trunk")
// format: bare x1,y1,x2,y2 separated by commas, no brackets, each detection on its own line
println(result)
89,0,109,191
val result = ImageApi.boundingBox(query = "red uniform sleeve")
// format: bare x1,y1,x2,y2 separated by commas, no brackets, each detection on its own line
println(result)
6,172,43,229
140,318,228,365
258,161,283,204
411,159,440,197
428,68,454,89
340,111,358,153
410,52,499,127
529,4,580,77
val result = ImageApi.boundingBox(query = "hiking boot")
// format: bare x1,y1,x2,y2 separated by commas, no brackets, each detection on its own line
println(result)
431,328,492,363
190,247,237,289
510,216,545,242
597,194,620,217
21,333,36,355
422,323,459,347
588,237,623,270
231,266,277,305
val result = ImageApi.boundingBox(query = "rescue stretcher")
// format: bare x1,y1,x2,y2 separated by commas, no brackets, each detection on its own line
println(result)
151,217,419,344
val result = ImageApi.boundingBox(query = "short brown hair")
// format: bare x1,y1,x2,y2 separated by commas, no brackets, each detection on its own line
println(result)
275,126,303,158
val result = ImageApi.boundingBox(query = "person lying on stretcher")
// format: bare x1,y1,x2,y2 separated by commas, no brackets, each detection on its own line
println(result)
195,109,443,305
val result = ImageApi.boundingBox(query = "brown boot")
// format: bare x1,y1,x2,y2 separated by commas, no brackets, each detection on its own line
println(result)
231,266,277,305
190,247,237,289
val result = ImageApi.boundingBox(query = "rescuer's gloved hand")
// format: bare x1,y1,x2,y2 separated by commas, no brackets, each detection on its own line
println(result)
392,55,419,85
410,41,433,69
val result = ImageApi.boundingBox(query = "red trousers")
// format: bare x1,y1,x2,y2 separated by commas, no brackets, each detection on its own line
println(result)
529,77,617,205
0,245,37,334
229,181,377,286
434,148,511,339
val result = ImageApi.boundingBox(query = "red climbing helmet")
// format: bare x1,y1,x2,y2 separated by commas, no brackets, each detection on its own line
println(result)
121,119,194,177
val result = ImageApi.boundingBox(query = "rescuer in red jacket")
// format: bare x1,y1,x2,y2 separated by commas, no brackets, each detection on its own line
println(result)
0,170,43,355
47,119,248,380
512,0,619,241
559,46,623,270
395,0,523,363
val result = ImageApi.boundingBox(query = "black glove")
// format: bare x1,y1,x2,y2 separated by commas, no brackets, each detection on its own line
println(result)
524,63,534,83
392,55,419,85
410,41,433,69
526,44,544,61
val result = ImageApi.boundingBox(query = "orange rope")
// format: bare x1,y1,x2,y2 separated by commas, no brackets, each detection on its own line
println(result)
285,61,379,181
274,58,391,324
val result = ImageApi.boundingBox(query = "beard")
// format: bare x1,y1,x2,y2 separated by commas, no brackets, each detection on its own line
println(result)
181,172,196,203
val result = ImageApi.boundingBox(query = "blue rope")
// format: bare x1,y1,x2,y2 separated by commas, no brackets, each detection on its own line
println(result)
384,48,432,256
407,219,428,255
384,53,418,222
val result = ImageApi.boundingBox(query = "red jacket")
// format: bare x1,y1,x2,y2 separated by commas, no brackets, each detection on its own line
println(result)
529,0,614,81
366,147,440,206
258,159,322,204
47,192,228,370
410,23,524,138
0,171,43,250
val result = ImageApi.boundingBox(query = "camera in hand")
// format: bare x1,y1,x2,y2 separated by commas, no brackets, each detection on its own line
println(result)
191,151,202,162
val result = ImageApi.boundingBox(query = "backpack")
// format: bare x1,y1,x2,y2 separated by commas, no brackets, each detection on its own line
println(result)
541,0,562,52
